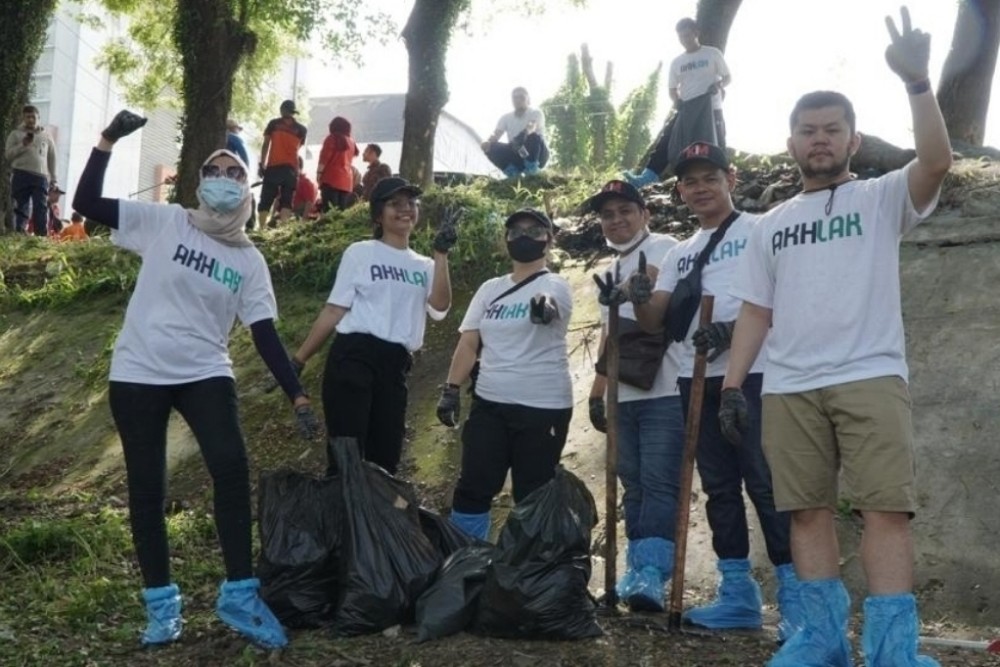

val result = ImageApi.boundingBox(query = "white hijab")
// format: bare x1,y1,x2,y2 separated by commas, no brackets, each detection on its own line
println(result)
188,149,253,248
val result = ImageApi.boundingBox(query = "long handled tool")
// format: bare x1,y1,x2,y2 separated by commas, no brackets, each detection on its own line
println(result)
667,294,714,631
919,636,1000,653
603,293,621,607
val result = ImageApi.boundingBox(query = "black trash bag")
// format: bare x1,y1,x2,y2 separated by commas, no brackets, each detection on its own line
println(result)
418,507,478,559
415,543,498,642
474,466,603,640
330,437,442,636
257,470,343,628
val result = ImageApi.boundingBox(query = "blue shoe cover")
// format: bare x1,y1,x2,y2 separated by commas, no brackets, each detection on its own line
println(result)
615,539,640,600
768,578,853,667
623,538,674,612
683,558,763,629
141,583,182,645
450,510,490,541
502,164,521,179
523,160,541,176
217,578,288,649
862,594,940,667
776,563,805,644
623,167,658,188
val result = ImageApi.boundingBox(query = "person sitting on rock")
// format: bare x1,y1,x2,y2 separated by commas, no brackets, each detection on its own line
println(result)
482,87,549,179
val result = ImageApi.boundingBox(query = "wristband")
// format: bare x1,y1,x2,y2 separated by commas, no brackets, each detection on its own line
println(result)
905,78,931,95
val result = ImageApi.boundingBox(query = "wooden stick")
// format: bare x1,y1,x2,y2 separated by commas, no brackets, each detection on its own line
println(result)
603,298,621,607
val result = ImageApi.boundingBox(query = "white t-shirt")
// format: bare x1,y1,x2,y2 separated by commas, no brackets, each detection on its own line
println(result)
109,200,277,384
460,272,573,409
656,212,766,379
732,163,937,394
494,108,546,142
599,233,683,402
668,46,730,110
329,239,445,352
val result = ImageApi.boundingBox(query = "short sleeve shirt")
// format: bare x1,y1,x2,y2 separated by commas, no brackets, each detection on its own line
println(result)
668,46,730,110
109,200,277,384
495,108,546,142
263,117,307,168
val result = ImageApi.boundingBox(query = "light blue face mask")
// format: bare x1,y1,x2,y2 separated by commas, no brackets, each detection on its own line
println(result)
198,178,247,213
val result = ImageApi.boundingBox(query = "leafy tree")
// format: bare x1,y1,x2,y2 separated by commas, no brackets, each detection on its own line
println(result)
937,0,1000,146
544,53,590,171
0,0,59,231
96,0,391,206
614,64,661,170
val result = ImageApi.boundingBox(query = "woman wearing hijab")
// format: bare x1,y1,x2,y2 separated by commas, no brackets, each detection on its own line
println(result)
72,110,319,649
316,116,358,212
289,177,457,477
435,208,573,540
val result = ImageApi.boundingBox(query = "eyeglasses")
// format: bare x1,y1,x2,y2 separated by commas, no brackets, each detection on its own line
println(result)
201,164,247,182
385,198,420,211
506,225,549,241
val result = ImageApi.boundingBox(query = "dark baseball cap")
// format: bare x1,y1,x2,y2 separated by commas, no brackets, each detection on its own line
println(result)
584,179,645,213
504,207,555,230
370,177,422,204
674,141,729,177
279,99,298,114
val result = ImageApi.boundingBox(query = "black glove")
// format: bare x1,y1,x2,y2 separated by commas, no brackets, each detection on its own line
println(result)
529,294,556,325
437,383,461,427
627,251,653,305
592,271,626,307
294,404,321,440
432,206,462,253
692,321,735,362
719,387,750,445
589,397,608,434
264,354,303,394
884,6,930,84
101,110,148,143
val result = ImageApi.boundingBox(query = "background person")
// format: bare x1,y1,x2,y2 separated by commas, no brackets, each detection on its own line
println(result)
258,99,306,226
317,116,359,212
436,208,571,540
289,178,457,477
5,104,58,235
360,143,391,201
481,87,549,178
59,211,88,241
72,110,319,649
721,8,951,665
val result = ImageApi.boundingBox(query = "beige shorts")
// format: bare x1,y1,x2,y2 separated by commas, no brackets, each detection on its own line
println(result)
761,376,918,513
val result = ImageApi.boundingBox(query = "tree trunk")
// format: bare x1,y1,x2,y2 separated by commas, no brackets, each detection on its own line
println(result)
580,44,612,166
400,0,468,188
695,0,742,51
937,0,1000,146
173,0,255,207
0,1,58,232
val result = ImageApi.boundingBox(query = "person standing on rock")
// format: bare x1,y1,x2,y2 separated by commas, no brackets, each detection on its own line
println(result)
628,142,800,641
435,208,572,541
72,110,320,649
288,178,456,477
584,180,685,612
721,8,952,666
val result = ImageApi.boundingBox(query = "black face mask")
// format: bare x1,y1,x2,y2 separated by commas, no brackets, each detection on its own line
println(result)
507,236,547,262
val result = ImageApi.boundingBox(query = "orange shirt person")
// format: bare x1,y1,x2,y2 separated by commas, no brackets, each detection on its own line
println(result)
59,212,89,241
257,99,307,225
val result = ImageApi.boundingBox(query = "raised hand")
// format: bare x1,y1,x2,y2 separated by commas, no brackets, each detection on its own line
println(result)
885,6,930,84
692,321,735,362
436,383,461,427
593,271,626,307
432,206,462,253
529,294,556,324
627,251,653,305
102,110,148,143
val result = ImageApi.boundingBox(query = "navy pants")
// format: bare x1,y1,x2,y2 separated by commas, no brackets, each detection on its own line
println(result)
678,373,791,566
11,169,48,235
486,132,550,172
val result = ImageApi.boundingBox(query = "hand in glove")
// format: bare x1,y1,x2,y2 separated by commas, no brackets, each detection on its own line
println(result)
529,294,556,325
589,397,608,434
592,270,626,307
626,251,654,305
294,403,321,440
102,110,148,143
719,387,750,445
692,321,735,362
436,383,461,427
884,6,930,84
432,206,463,253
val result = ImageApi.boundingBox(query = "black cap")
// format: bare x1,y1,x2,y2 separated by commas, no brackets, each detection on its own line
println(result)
369,177,422,204
279,99,298,115
584,179,645,213
673,141,729,177
504,207,554,230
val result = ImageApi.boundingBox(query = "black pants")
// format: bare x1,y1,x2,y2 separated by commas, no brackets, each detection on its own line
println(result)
678,374,790,566
451,397,572,514
258,165,296,212
322,333,412,476
320,184,353,213
11,169,48,235
109,378,253,588
485,132,550,171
